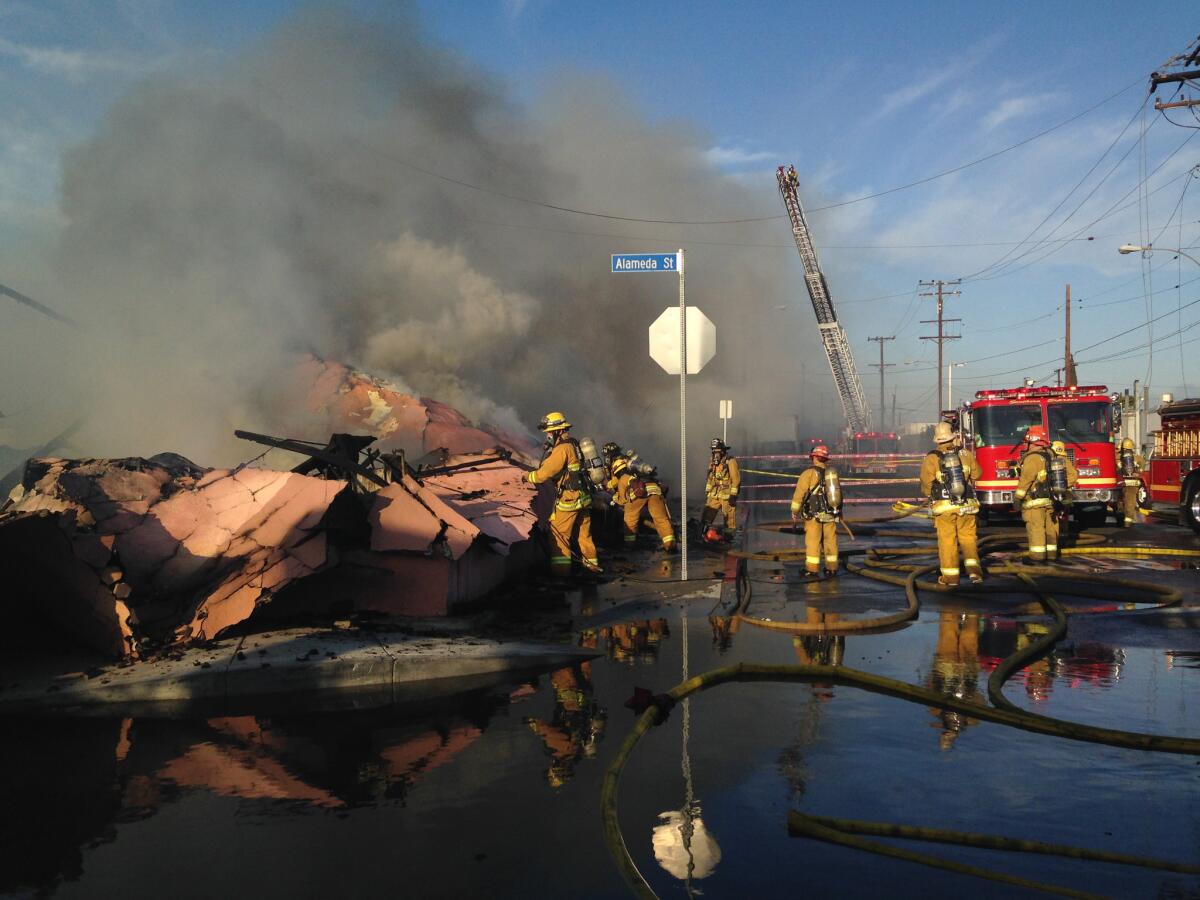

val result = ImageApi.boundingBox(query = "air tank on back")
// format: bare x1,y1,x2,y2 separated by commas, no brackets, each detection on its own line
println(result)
578,437,608,488
824,465,842,512
942,451,966,501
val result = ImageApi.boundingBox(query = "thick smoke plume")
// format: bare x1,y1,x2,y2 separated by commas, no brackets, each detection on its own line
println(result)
6,6,838,491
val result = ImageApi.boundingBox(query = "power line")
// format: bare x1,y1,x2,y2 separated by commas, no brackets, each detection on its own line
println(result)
251,72,1140,226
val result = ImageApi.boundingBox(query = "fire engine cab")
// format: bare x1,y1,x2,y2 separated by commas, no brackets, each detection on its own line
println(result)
1148,397,1200,533
849,431,900,475
957,385,1120,525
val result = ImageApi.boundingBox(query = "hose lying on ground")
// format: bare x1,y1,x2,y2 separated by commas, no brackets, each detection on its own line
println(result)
603,524,1200,898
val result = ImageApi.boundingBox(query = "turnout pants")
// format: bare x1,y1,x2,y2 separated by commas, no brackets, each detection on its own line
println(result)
1121,481,1141,527
622,495,676,548
803,519,839,574
702,498,737,533
933,511,982,585
549,506,597,575
1021,506,1056,562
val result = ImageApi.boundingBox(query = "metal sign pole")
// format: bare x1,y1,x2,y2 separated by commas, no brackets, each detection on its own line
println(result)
678,248,688,582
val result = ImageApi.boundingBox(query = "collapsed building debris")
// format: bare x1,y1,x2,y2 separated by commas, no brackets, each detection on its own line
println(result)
1,421,547,659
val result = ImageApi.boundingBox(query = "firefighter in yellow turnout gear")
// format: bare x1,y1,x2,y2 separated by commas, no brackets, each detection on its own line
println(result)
1116,437,1146,528
790,444,841,577
919,423,983,586
1050,441,1079,542
607,456,677,552
527,412,600,576
1015,425,1061,563
701,439,741,541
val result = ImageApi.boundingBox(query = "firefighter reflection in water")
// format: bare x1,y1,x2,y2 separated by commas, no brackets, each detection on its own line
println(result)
599,619,669,663
525,662,606,789
1050,440,1079,537
702,439,741,542
927,612,984,750
607,454,677,553
1116,437,1146,527
526,411,600,576
919,422,983,586
790,444,841,577
1015,425,1065,563
792,609,844,700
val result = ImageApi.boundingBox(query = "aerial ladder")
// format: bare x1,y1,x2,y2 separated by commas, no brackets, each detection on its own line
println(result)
776,165,871,434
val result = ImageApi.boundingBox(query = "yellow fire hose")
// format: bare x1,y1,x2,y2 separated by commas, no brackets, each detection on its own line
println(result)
601,524,1200,898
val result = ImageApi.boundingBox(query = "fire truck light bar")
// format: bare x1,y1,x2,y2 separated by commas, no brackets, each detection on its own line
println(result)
974,385,1108,401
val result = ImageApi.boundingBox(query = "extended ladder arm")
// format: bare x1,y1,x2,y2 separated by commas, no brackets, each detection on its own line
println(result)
777,166,872,433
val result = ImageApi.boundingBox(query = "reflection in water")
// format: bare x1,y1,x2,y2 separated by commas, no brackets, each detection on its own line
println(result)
708,615,739,652
926,612,984,750
524,663,606,789
0,687,529,896
978,622,1125,702
793,609,845,702
652,804,722,883
592,618,670,664
654,605,721,893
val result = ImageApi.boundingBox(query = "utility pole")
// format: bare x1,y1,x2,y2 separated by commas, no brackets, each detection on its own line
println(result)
891,391,897,432
867,336,895,429
919,279,962,421
1064,283,1078,387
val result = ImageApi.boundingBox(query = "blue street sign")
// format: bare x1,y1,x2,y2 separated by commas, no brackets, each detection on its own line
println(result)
611,252,678,273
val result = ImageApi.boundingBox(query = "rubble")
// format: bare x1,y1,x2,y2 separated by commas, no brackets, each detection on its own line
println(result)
1,426,547,659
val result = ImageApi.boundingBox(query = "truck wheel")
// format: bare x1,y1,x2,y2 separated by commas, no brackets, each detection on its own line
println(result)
1185,479,1200,535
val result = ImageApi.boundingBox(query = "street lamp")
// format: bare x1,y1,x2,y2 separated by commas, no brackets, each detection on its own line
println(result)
1118,244,1200,267
947,362,966,409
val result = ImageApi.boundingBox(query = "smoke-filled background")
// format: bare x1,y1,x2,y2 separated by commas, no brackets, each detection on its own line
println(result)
1,5,844,492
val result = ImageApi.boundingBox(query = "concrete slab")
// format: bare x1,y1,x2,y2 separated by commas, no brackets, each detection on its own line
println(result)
0,627,599,715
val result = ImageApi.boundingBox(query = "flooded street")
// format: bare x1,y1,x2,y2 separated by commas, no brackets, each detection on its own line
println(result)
4,503,1199,899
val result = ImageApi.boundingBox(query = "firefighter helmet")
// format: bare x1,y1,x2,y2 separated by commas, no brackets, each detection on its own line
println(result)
933,422,954,444
810,444,830,460
611,457,629,475
1120,437,1135,450
710,439,728,453
601,441,621,459
538,411,572,432
1051,440,1067,456
1024,426,1048,445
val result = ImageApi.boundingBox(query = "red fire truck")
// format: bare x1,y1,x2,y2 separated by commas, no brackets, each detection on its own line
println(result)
850,431,901,475
1148,397,1200,533
958,385,1120,526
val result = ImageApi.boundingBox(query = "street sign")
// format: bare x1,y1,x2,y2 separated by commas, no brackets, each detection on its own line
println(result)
612,252,679,273
719,400,733,419
649,306,716,375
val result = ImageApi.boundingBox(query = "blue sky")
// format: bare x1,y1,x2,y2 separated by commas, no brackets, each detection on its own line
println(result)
2,0,1199,428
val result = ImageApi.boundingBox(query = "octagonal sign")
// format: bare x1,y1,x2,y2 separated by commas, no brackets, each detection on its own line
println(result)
649,306,716,375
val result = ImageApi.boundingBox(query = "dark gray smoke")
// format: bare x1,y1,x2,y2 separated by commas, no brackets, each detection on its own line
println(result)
10,5,842,490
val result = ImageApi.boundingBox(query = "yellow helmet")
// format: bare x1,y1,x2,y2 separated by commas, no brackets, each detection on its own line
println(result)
933,422,954,444
538,411,572,432
1051,440,1066,456
1120,437,1134,450
611,457,629,475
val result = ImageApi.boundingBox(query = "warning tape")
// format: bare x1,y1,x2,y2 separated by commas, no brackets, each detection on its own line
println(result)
738,497,923,505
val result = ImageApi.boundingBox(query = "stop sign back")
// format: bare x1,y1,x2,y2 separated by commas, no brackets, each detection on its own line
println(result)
649,306,716,375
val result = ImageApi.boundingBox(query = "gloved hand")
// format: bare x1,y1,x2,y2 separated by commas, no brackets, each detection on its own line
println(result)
1011,500,1022,515
728,495,738,509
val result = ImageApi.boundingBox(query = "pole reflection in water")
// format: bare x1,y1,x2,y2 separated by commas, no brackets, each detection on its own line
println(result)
653,605,721,893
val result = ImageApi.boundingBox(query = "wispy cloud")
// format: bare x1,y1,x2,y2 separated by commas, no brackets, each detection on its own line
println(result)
983,92,1066,130
705,145,778,169
0,36,140,80
875,32,1007,120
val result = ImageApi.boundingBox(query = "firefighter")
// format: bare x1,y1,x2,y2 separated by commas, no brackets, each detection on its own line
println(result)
1050,440,1079,551
919,422,983,585
1116,437,1146,527
524,663,606,789
527,412,600,576
790,444,841,577
701,439,741,542
608,456,677,552
1014,425,1057,563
